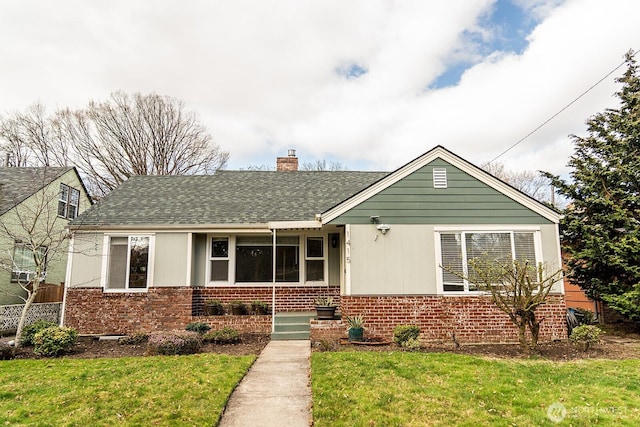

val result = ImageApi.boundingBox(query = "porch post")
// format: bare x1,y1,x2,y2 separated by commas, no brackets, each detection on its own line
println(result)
271,228,276,333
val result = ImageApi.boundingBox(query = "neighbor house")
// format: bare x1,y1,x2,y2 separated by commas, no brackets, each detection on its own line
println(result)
0,167,91,306
62,147,567,343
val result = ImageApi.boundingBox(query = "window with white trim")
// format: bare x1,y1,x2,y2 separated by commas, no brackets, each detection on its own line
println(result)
235,235,301,283
106,236,151,290
439,231,538,293
58,183,80,219
305,236,325,281
11,242,46,283
210,237,229,281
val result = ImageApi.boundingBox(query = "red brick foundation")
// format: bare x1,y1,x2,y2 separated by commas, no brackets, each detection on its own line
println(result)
338,294,567,344
64,286,340,335
192,286,340,314
64,287,195,334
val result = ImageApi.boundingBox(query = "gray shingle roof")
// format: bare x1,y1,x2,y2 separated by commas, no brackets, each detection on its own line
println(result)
0,167,73,215
72,170,388,227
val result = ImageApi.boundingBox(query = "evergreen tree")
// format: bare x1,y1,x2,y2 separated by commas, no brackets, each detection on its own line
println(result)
545,50,640,320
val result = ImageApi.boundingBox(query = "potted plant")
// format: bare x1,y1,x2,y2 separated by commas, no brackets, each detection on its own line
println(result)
314,296,337,320
346,315,364,342
251,300,270,315
230,300,247,315
205,299,225,316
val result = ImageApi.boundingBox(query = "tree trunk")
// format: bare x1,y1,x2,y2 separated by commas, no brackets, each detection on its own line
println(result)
14,289,37,349
517,322,529,355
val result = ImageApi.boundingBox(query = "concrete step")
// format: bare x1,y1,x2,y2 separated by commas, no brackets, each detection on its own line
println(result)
271,331,310,341
274,322,311,333
273,312,316,325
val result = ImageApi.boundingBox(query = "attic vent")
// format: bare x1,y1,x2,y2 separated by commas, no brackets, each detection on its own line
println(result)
433,168,447,188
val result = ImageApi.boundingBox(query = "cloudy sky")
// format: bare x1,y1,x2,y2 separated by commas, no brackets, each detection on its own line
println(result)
0,0,637,175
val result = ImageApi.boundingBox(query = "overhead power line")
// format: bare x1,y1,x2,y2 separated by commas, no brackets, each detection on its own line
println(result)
491,49,638,163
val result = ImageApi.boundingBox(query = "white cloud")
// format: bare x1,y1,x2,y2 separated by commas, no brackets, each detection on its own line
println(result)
0,0,638,176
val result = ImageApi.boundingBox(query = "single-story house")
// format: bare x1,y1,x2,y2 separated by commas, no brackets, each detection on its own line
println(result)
62,146,567,343
0,167,91,306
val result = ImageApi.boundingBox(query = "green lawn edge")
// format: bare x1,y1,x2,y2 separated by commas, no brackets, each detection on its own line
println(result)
311,352,640,427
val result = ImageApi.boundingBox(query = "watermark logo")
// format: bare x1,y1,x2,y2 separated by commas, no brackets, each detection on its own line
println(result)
547,402,567,423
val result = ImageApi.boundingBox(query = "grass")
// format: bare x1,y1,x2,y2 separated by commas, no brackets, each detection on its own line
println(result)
0,353,255,426
311,351,640,426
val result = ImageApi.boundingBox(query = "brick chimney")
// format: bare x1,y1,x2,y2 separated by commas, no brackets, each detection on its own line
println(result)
276,149,298,171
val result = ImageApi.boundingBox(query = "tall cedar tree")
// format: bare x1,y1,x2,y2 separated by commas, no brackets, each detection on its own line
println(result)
544,51,640,320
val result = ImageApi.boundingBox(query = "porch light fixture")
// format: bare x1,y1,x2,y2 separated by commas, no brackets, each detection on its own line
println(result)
370,215,380,224
376,224,390,234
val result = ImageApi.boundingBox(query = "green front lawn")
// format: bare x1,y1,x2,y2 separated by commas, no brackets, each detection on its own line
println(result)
0,353,255,426
312,352,640,426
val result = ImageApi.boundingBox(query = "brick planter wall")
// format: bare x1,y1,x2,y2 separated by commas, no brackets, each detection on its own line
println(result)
340,294,567,344
310,319,346,343
64,286,340,335
192,286,340,315
64,287,195,335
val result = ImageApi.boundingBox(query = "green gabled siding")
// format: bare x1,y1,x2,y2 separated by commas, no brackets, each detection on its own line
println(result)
329,158,552,225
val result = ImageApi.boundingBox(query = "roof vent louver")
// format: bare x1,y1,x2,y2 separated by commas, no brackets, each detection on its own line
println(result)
433,168,447,188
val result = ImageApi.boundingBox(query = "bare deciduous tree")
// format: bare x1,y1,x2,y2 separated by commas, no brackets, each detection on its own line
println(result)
0,104,72,168
481,161,553,203
300,159,348,171
0,93,230,197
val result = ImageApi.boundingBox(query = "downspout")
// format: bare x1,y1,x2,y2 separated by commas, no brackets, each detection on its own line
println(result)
60,232,74,327
271,228,276,333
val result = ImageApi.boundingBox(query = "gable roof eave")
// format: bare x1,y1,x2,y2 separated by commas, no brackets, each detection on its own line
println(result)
320,145,561,224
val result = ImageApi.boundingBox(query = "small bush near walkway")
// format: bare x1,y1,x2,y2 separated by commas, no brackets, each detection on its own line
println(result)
147,331,202,355
203,327,241,344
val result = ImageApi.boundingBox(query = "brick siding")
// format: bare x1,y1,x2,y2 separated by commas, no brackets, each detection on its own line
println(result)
64,286,339,335
339,294,567,344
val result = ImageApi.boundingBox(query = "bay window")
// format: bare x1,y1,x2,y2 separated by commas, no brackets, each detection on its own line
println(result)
439,230,539,293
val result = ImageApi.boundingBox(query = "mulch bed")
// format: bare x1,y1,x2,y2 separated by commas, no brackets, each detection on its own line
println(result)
2,328,639,361
1,333,270,360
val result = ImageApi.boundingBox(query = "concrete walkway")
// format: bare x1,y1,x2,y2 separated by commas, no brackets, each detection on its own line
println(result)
218,340,312,427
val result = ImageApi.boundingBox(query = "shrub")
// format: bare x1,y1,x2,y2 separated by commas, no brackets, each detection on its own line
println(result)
230,301,247,315
19,319,57,346
251,300,270,315
203,327,241,344
33,326,78,357
205,300,225,315
401,337,421,351
119,332,149,345
574,308,595,325
147,331,202,355
570,324,602,351
186,322,212,334
393,325,420,346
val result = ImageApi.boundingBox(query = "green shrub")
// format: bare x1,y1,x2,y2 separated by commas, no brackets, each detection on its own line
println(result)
251,300,270,315
19,319,57,346
574,308,595,325
119,332,149,345
203,327,241,344
205,300,225,315
401,337,421,351
147,331,202,355
393,325,420,346
33,326,78,357
185,322,212,334
570,324,602,351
